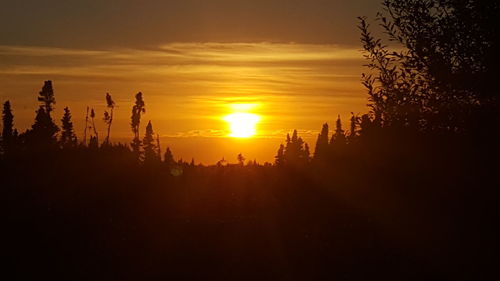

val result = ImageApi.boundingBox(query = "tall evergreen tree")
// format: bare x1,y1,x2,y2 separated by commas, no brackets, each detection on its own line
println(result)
131,92,145,157
164,147,175,167
304,143,311,162
103,93,115,145
274,144,285,166
83,106,89,146
330,115,346,146
348,113,358,143
313,123,329,161
143,121,159,163
38,80,56,113
60,107,77,149
26,81,59,148
284,130,309,166
2,101,14,153
28,106,59,148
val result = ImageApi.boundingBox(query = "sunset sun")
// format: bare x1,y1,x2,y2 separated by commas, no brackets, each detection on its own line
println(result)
224,112,261,138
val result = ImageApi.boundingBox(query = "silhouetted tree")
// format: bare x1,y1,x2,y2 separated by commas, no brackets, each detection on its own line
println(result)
358,114,377,139
131,92,145,158
103,93,115,145
164,147,175,167
313,123,329,161
330,115,346,146
90,108,98,145
216,157,227,167
60,107,77,149
143,121,159,164
83,106,89,146
38,80,56,113
304,143,310,161
2,101,15,154
284,130,309,166
275,144,285,166
26,106,59,149
348,113,359,143
237,153,245,166
156,134,161,160
359,0,500,131
25,82,59,148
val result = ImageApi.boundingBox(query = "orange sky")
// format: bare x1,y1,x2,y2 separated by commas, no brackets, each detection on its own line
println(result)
0,43,368,163
0,1,381,163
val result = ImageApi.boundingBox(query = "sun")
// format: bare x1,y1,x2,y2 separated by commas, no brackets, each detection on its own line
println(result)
224,112,261,138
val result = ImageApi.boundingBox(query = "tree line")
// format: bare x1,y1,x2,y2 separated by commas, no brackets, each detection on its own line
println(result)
2,0,499,167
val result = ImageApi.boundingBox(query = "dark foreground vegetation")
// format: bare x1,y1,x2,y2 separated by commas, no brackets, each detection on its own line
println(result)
2,1,499,280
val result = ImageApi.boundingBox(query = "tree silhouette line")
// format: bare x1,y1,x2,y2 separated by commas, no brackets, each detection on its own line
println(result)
1,1,499,280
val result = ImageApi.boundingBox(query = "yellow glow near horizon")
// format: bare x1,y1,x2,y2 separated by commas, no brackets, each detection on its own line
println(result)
224,112,261,138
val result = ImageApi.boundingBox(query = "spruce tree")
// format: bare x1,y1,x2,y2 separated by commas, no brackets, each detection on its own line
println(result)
60,107,77,149
274,144,285,166
313,123,329,161
131,92,145,157
330,115,346,146
304,143,310,162
2,100,14,153
349,113,358,143
38,80,56,113
143,121,158,163
164,147,175,167
283,130,309,166
27,82,59,148
29,106,59,148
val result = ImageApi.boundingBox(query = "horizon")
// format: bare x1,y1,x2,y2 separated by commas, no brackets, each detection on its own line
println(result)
3,1,498,280
0,42,368,164
0,1,381,163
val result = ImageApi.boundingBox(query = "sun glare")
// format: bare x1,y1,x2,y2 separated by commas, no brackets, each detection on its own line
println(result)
224,112,261,138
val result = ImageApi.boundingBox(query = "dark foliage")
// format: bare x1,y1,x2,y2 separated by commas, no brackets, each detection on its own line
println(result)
1,100,16,154
359,0,500,132
60,107,77,149
103,93,115,145
2,1,499,280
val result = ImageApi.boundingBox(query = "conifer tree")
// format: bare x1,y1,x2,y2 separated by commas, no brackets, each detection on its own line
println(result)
131,92,145,157
156,134,161,160
304,143,310,162
29,106,59,148
164,147,175,167
283,130,309,166
2,100,14,153
83,106,89,146
330,115,346,146
275,144,285,166
60,107,77,149
38,80,56,113
143,121,159,163
349,113,358,143
27,81,59,148
314,123,329,161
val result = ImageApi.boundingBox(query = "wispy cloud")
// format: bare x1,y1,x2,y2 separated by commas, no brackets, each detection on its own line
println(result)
0,42,368,142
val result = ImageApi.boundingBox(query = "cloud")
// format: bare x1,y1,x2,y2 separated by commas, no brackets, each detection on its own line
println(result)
0,42,369,143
